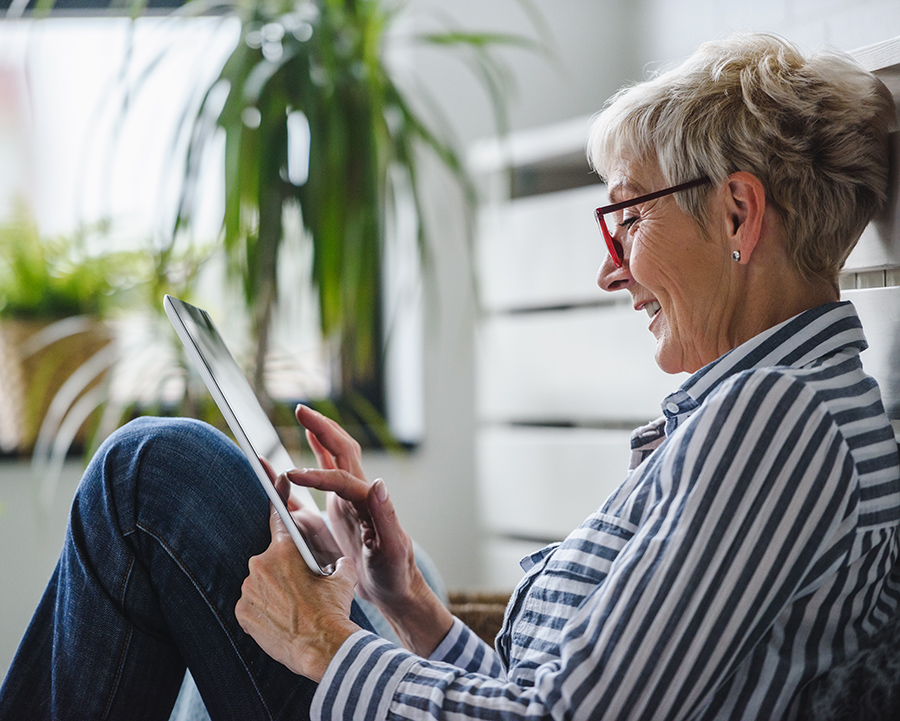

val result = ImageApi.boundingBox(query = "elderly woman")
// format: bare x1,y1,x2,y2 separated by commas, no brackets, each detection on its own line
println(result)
2,32,898,721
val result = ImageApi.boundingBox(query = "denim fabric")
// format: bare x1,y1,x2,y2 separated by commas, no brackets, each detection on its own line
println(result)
0,416,373,721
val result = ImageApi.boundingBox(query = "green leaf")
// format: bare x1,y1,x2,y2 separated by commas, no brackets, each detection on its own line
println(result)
139,0,549,421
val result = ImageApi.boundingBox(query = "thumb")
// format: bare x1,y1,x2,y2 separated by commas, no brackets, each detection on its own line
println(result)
269,503,293,542
365,479,406,554
332,555,358,588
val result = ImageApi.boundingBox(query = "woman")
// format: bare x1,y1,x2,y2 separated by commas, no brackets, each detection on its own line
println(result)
2,32,898,721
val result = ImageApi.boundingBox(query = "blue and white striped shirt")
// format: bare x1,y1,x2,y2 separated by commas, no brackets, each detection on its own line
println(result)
312,301,900,720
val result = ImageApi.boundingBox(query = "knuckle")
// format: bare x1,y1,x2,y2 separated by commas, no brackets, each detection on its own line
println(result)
247,554,264,575
235,598,249,624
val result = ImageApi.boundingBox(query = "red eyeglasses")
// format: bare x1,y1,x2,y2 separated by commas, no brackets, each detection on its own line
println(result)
594,176,711,268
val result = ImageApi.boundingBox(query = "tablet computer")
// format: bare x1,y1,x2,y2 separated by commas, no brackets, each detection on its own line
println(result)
164,294,337,576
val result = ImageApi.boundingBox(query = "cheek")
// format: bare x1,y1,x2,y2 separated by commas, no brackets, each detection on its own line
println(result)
633,226,706,299
627,235,658,281
630,238,681,296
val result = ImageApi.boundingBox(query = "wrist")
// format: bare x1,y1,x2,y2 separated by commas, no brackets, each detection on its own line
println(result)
378,574,454,657
291,618,359,683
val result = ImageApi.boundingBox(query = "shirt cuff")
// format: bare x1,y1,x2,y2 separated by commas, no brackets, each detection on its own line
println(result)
311,630,419,721
430,616,504,677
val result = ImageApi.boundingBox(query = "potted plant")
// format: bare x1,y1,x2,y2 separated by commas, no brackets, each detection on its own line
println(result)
158,0,544,438
11,0,545,453
0,205,144,460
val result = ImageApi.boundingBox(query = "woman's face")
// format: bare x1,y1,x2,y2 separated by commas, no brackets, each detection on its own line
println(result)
597,158,735,375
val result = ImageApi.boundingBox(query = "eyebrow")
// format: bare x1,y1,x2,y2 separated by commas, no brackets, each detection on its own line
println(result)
606,180,646,204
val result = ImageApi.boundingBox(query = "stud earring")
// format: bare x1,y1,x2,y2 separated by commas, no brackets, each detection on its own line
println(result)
732,250,741,262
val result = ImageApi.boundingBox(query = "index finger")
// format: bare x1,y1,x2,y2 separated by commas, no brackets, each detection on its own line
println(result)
283,467,371,505
295,405,366,479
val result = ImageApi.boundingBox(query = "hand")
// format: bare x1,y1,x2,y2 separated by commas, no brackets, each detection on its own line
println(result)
286,405,416,605
236,503,359,682
285,405,453,655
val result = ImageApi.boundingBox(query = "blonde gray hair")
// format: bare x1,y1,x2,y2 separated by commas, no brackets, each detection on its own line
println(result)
587,33,896,283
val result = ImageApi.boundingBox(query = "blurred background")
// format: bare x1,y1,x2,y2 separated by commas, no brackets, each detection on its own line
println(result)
2,0,900,679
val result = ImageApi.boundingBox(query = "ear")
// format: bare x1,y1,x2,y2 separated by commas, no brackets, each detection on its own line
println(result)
722,171,766,264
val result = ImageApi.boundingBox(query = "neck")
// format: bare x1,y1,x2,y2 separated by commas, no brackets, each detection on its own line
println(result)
731,265,839,352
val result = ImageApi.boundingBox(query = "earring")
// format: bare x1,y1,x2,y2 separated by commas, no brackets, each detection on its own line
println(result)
732,250,741,262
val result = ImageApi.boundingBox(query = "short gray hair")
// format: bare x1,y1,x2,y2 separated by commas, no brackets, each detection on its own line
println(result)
587,33,896,283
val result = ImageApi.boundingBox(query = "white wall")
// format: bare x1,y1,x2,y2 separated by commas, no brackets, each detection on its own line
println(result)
0,462,82,681
638,0,900,65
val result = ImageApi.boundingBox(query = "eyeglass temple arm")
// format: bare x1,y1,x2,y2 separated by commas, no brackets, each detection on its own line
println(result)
597,176,711,215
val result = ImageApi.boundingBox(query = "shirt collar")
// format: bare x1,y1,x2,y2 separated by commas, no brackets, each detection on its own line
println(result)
679,300,866,406
632,301,868,452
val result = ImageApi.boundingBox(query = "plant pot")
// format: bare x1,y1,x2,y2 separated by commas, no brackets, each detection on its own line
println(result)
0,317,113,455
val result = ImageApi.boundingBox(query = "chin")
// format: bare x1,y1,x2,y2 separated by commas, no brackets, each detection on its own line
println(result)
656,358,685,375
654,344,690,375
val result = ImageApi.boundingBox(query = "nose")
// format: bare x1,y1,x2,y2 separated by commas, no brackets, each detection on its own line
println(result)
597,249,634,293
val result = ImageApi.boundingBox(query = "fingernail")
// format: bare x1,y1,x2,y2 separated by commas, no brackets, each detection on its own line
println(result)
373,478,387,502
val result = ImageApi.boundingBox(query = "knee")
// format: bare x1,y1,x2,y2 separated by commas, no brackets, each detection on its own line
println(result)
93,416,237,485
65,416,272,614
100,416,233,459
109,415,229,454
80,416,261,534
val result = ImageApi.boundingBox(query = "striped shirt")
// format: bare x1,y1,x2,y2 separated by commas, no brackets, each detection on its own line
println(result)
312,301,900,721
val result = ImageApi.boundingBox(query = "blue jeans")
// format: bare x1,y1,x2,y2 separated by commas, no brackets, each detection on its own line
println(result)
0,416,375,720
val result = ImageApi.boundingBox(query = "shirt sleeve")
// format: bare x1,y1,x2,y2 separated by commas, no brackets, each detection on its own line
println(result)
311,618,505,720
314,370,860,721
428,617,505,676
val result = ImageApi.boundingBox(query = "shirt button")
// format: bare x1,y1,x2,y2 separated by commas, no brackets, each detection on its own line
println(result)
666,402,680,414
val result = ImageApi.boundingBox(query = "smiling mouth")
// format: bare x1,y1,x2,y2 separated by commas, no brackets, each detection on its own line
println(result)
643,300,661,320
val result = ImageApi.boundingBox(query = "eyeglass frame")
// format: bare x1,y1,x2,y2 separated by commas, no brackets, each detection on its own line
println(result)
594,176,711,268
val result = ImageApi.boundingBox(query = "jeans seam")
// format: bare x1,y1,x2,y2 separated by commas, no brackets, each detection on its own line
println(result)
116,553,135,608
134,520,274,721
101,625,133,721
68,522,144,720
